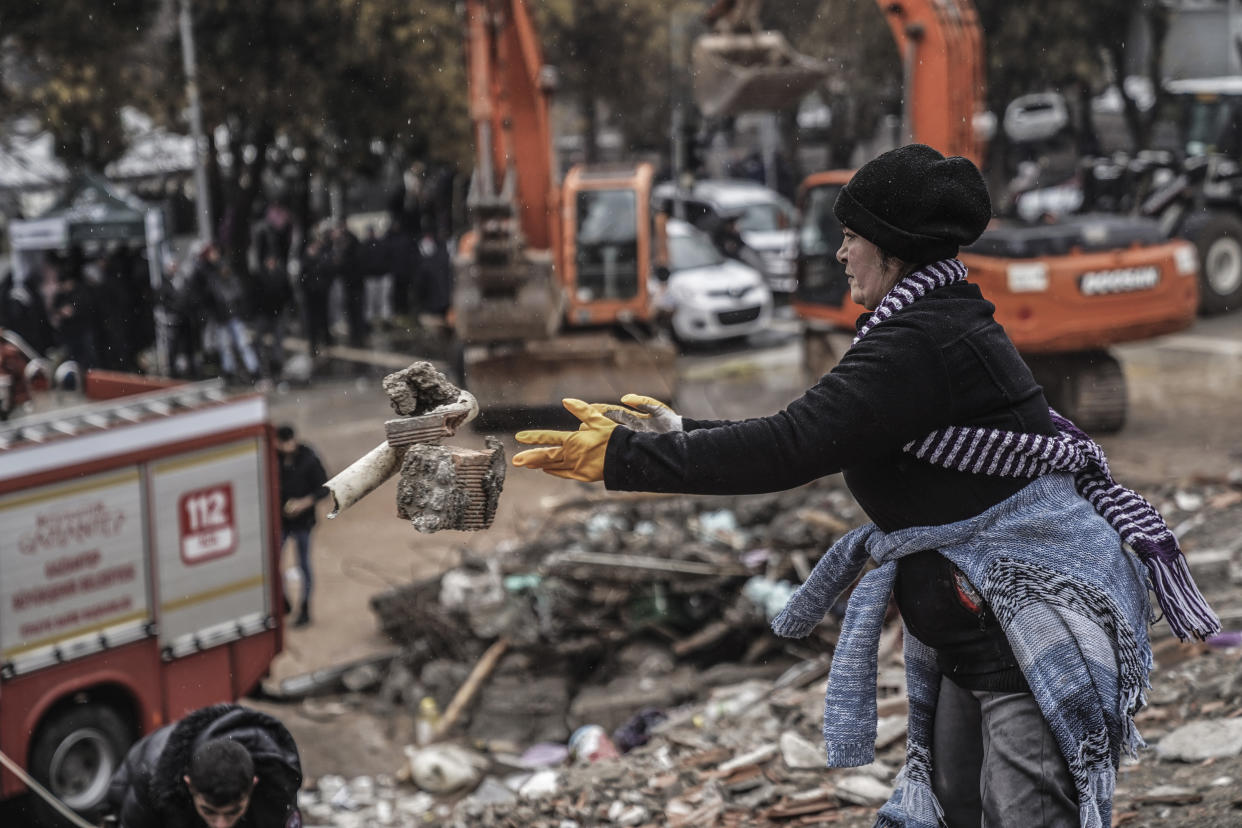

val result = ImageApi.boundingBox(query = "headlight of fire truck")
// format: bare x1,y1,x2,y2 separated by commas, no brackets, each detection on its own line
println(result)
1005,262,1049,293
1173,242,1199,276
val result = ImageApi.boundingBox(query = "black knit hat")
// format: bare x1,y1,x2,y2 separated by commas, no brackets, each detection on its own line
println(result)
833,144,992,264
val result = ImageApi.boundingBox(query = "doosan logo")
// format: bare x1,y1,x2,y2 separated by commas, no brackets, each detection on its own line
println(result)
1079,266,1160,295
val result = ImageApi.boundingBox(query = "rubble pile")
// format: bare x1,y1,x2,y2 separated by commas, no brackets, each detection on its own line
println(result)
368,481,865,736
293,637,1242,828
1144,472,1242,636
289,474,1242,827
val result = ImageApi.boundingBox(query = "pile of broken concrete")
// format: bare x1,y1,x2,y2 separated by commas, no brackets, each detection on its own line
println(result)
289,473,1242,828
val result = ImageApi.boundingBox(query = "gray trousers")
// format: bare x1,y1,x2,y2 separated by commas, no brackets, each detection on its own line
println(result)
932,675,1078,827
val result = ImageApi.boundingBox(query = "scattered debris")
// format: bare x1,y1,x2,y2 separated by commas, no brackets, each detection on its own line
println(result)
402,744,489,794
285,471,1242,827
1156,719,1242,762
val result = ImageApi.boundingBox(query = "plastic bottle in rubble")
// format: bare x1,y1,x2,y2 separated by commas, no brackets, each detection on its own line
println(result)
415,696,441,746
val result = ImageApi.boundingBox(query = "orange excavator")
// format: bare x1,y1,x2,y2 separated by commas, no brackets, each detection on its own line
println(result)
791,0,1199,433
451,0,677,412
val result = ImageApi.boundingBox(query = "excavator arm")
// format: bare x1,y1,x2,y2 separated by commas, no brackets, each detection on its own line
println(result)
465,0,556,252
453,0,677,411
880,0,987,167
792,0,1198,434
456,0,562,344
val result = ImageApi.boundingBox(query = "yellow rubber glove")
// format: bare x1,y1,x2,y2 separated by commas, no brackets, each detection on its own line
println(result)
599,394,683,433
512,398,618,482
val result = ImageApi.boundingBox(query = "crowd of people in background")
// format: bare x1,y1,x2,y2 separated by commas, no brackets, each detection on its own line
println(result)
0,243,156,377
158,214,454,384
0,173,456,388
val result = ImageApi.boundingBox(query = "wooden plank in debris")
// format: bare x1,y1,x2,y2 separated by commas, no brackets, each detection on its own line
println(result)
433,637,510,741
717,744,778,774
680,746,733,768
721,763,766,794
761,788,839,819
1135,786,1203,805
673,618,737,658
547,549,749,577
795,507,852,534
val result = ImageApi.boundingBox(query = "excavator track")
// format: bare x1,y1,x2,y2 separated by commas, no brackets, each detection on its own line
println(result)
1027,350,1128,435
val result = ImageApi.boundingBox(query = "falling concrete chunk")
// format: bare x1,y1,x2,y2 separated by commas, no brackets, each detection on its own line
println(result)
381,362,478,446
383,361,463,416
396,437,505,532
325,361,490,528
1156,718,1242,762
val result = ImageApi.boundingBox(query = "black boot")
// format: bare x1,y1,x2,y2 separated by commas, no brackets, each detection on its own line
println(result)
293,604,310,627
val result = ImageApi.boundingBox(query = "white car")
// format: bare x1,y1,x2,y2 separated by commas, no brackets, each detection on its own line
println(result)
653,179,798,295
1003,91,1069,143
658,219,773,344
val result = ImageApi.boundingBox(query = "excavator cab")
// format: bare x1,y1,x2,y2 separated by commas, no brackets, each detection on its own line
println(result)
560,164,656,326
452,0,677,415
458,162,677,415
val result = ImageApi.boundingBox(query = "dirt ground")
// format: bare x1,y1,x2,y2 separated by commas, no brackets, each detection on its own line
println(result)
248,312,1242,816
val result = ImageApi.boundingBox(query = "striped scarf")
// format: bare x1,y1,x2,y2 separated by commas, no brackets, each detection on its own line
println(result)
857,259,1219,642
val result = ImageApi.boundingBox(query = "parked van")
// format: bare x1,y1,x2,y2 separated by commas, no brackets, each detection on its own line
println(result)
653,179,798,296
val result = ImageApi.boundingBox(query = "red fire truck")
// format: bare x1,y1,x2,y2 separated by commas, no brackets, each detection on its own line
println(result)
0,370,284,821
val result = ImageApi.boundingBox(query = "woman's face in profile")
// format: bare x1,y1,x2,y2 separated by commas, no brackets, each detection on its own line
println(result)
836,227,902,310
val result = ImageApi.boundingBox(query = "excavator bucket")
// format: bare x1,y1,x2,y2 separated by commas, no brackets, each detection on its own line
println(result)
691,32,829,118
453,248,562,344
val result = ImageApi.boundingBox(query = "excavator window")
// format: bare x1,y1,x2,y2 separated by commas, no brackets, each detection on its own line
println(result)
794,184,850,307
734,201,794,233
1184,96,1242,158
798,185,844,258
669,228,726,272
574,189,640,302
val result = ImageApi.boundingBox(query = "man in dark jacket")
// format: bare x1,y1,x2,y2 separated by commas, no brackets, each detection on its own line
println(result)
251,255,296,380
298,233,336,361
105,703,302,828
276,424,329,626
415,230,452,322
330,222,367,348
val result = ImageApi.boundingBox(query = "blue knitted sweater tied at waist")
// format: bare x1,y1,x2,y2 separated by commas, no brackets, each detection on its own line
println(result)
771,473,1154,828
